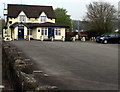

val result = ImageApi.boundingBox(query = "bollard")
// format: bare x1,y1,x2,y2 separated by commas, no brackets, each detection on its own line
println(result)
82,37,86,42
51,37,54,42
40,36,43,41
72,37,75,42
62,36,65,42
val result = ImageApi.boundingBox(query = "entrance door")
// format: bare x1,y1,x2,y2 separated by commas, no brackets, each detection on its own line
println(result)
48,28,54,38
18,26,24,39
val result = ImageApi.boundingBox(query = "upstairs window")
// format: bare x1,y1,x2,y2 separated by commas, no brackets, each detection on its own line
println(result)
41,16,46,23
19,15,26,22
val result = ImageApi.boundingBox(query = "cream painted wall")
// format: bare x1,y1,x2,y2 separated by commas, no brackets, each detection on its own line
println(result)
11,26,28,40
36,27,49,40
14,27,18,40
8,11,55,24
18,11,27,22
32,28,37,39
27,18,38,23
54,28,65,40
8,18,18,25
39,12,55,23
36,28,41,39
24,26,27,39
46,18,55,23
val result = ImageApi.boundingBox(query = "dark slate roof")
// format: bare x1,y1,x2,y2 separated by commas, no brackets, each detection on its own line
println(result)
8,4,56,19
10,22,69,28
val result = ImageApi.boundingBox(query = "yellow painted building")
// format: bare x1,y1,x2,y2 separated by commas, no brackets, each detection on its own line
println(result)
3,4,69,41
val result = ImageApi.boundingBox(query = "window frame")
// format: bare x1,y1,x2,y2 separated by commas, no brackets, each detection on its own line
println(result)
27,29,32,35
40,16,47,23
41,28,48,36
55,28,61,36
19,15,26,22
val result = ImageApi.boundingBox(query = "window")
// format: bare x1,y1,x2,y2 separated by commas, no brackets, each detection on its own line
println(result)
19,15,26,22
27,30,32,35
115,33,120,37
41,16,46,23
41,28,48,36
109,34,115,37
55,28,61,36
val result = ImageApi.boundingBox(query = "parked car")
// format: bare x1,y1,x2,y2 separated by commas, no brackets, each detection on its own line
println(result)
96,33,120,44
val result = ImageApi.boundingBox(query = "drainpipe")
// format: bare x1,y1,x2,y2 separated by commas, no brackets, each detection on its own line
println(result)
29,29,30,41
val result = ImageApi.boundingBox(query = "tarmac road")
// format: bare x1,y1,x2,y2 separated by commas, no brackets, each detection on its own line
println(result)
0,35,2,90
10,40,118,90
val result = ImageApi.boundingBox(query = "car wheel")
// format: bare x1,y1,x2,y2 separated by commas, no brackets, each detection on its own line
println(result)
103,40,108,44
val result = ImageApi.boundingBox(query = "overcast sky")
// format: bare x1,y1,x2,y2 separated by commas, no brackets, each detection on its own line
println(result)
0,0,119,20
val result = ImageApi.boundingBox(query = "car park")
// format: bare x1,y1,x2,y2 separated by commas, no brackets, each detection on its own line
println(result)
96,33,120,44
65,36,73,41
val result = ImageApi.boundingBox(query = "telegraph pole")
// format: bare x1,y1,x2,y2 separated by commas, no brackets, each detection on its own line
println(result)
78,20,79,32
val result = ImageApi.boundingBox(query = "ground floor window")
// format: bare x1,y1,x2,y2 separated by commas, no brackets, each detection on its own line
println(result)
41,28,48,36
27,29,32,35
55,28,61,36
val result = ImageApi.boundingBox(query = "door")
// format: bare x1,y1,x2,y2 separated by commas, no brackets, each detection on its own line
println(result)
48,28,54,38
18,26,24,39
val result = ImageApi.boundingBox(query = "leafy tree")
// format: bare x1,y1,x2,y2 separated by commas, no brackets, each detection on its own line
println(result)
54,8,73,31
85,2,117,36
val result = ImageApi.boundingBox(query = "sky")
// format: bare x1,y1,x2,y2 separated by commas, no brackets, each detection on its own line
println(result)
0,0,119,20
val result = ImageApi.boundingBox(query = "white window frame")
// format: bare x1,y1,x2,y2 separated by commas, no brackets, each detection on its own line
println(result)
41,28,48,36
19,15,26,22
27,29,32,35
55,28,61,36
41,16,46,23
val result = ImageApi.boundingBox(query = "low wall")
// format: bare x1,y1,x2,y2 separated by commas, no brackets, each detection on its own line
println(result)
2,42,58,92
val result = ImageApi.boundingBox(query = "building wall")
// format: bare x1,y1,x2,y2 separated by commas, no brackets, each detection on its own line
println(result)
27,18,38,23
14,27,18,40
36,28,41,40
8,18,18,26
36,27,48,40
8,11,55,24
31,27,65,40
54,28,65,40
24,26,27,39
11,26,27,40
39,12,55,23
32,28,37,39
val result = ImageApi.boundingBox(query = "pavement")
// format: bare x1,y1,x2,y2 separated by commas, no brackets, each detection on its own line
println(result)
10,40,118,90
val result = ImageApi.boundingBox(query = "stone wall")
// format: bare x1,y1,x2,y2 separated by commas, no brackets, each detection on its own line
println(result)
2,42,58,92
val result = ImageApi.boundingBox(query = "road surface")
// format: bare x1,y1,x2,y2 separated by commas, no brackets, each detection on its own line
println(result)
0,35,3,90
10,40,118,90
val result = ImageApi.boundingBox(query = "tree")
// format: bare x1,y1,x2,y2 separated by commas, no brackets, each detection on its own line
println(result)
85,2,117,36
54,8,73,31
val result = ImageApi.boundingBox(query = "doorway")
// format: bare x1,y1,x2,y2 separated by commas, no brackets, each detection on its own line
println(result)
48,28,54,38
18,26,24,39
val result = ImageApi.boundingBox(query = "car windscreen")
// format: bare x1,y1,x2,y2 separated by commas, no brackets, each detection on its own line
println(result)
101,34,110,37
101,33,120,37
